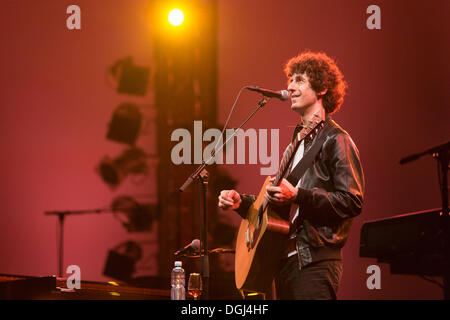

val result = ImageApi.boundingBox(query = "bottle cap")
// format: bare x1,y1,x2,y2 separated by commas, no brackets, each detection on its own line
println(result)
174,261,182,267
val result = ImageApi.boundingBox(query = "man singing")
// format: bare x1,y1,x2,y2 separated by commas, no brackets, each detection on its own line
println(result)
218,51,364,299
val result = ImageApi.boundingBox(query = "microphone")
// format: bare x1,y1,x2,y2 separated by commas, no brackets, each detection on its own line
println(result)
174,239,201,256
246,86,289,101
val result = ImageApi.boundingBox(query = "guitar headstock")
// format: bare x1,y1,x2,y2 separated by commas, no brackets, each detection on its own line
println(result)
297,114,325,141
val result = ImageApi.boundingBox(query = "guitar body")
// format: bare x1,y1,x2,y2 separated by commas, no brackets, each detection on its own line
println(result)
235,176,290,294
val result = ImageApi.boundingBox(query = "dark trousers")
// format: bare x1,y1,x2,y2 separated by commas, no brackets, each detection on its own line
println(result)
274,255,343,300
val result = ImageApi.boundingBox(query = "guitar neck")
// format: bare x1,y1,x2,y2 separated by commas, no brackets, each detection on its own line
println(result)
272,118,325,186
273,137,302,186
259,134,301,219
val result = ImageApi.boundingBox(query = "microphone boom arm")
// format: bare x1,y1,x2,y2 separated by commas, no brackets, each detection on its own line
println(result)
179,96,269,192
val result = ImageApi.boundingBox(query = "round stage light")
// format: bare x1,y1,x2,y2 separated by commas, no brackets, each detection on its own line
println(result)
168,9,184,26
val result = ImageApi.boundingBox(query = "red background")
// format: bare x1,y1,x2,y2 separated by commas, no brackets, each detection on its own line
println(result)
0,0,448,299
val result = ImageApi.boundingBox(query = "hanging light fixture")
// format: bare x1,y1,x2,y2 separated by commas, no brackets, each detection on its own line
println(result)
110,195,156,232
97,148,150,187
106,103,142,146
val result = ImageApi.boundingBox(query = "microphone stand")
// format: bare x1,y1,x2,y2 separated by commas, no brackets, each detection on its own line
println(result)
45,208,110,277
179,96,269,299
400,140,450,299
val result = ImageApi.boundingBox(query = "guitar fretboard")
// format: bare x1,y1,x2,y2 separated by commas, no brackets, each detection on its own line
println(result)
259,118,323,214
273,132,303,186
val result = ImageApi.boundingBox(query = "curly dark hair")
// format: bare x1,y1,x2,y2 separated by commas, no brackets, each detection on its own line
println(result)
284,51,347,114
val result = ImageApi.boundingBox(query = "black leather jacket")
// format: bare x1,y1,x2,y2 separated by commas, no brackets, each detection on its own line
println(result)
235,117,365,268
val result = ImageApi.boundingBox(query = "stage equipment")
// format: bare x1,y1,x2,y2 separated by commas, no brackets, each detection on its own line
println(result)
174,239,201,257
109,56,150,96
111,195,156,232
97,147,149,187
151,0,219,287
401,141,449,299
106,103,142,145
245,86,289,101
45,195,155,277
103,241,142,282
361,140,449,299
0,274,170,299
235,117,326,295
168,9,184,26
0,274,56,299
360,207,447,275
179,93,279,298
45,207,110,277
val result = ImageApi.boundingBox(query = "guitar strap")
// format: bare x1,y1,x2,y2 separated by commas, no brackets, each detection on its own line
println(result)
285,119,334,187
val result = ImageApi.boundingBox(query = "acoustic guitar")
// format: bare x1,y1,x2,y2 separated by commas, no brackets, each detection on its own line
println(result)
235,116,324,294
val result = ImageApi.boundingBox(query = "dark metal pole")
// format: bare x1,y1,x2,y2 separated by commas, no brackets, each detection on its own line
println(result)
400,142,450,299
199,170,210,299
58,213,65,278
45,208,110,278
178,96,270,300
436,151,449,299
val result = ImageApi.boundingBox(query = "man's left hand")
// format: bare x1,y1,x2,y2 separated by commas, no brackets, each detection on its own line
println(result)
265,177,298,205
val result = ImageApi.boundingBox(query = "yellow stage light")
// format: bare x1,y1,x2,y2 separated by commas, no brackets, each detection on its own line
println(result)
168,9,184,26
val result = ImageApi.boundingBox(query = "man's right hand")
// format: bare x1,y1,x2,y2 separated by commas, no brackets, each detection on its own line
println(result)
218,190,241,211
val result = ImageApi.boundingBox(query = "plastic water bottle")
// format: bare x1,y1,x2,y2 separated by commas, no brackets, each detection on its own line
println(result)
171,261,185,300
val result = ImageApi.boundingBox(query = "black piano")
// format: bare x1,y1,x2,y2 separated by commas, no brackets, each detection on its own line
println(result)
0,274,170,299
360,207,449,276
